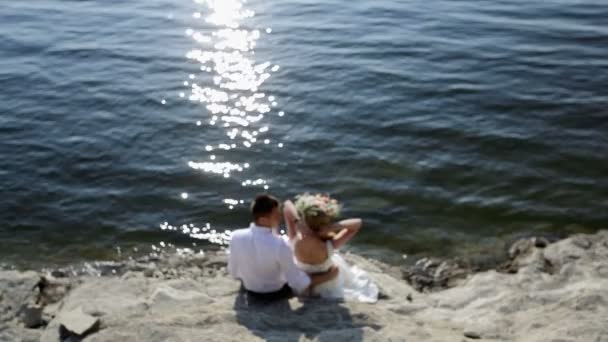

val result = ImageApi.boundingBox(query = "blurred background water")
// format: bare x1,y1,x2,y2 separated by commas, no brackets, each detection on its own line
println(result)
1,0,607,268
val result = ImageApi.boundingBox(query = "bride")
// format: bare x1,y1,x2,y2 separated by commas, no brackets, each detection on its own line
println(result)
283,194,378,303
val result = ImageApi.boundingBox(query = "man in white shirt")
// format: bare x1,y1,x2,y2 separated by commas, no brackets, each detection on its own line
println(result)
228,194,338,300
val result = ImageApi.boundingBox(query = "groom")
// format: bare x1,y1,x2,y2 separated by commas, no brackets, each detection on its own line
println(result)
228,194,338,300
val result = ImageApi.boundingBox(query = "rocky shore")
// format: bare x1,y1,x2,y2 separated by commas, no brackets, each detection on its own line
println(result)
1,231,607,342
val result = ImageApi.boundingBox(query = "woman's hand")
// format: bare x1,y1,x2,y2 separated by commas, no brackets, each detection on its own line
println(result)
327,218,362,249
307,265,340,293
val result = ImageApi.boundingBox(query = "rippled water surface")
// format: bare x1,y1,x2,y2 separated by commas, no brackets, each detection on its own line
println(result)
1,0,607,267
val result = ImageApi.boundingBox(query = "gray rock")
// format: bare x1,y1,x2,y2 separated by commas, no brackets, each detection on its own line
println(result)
21,303,43,328
143,268,155,278
533,237,550,248
401,258,470,291
499,237,555,274
570,235,592,249
0,328,41,342
543,236,589,267
149,284,210,304
38,276,73,305
50,269,68,278
124,261,156,273
0,271,40,324
508,238,535,259
93,261,127,276
59,306,100,337
464,329,481,339
42,301,62,323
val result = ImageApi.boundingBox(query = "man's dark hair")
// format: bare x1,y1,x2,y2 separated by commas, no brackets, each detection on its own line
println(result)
251,194,280,220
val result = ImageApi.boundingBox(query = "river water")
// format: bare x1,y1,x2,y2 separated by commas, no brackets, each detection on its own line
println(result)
1,0,607,267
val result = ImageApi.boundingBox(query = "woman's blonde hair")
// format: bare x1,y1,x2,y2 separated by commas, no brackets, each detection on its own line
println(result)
294,193,341,231
302,211,332,232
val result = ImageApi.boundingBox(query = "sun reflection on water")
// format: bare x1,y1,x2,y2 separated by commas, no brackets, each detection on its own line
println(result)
161,222,231,246
162,0,283,247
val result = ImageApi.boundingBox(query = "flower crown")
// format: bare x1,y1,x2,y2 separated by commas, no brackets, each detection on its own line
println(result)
294,193,341,221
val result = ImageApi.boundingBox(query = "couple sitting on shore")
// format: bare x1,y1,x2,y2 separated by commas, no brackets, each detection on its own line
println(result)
228,193,378,303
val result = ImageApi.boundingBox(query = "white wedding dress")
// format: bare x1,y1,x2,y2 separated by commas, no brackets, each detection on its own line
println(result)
293,240,379,303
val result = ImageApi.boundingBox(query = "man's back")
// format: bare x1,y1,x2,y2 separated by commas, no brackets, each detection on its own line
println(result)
228,223,310,294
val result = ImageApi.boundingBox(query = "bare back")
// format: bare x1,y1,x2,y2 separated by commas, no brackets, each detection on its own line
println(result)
293,235,329,265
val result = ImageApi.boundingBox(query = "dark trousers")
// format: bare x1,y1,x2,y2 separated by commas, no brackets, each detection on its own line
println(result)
244,284,294,302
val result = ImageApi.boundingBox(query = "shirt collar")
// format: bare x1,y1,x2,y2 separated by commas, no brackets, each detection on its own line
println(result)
250,222,273,233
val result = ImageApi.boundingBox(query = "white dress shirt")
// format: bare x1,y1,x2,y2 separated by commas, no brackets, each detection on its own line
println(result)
228,223,311,294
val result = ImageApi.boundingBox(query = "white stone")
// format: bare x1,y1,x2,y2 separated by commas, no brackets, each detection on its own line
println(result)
59,306,99,336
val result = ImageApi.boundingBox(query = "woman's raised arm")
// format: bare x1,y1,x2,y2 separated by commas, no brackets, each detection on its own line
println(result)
319,218,362,249
283,200,300,240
